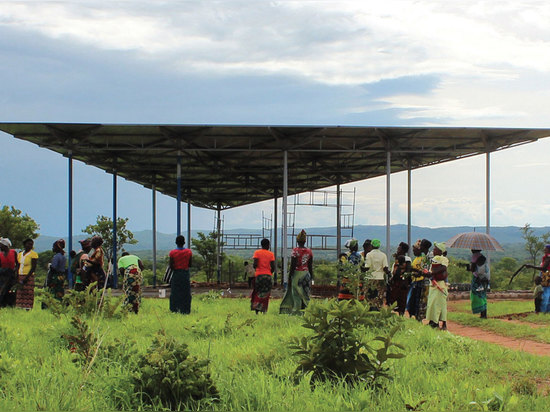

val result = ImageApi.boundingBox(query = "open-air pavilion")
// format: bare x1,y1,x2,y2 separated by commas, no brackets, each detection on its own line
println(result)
1,123,550,287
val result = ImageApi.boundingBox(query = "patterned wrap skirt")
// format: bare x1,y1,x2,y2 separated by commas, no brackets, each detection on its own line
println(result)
280,270,311,314
123,264,143,314
426,280,448,322
251,274,273,313
470,276,488,314
47,269,66,301
15,275,35,309
0,268,16,307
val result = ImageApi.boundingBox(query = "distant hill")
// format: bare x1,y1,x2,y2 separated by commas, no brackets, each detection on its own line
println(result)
32,224,549,254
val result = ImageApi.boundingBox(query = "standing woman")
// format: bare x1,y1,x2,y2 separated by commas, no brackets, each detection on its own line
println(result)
0,238,17,307
86,236,106,289
169,235,193,314
118,251,144,314
469,250,490,318
47,239,67,301
251,238,275,313
15,238,38,310
408,239,432,321
387,242,412,316
280,230,313,314
525,245,550,312
426,242,449,330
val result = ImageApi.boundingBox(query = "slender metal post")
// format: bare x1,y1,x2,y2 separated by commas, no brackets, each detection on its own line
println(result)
485,149,491,234
112,169,118,288
273,192,278,284
187,192,192,250
336,183,341,258
152,183,157,287
216,204,222,283
177,155,182,236
407,161,412,253
68,152,73,288
386,150,391,257
283,151,288,286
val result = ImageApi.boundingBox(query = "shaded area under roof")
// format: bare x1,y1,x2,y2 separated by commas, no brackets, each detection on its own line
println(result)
1,123,549,210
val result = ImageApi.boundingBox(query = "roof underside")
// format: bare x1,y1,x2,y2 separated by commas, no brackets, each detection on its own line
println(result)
1,123,549,209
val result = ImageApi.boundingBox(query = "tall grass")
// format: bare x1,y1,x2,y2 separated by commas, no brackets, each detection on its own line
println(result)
0,298,549,410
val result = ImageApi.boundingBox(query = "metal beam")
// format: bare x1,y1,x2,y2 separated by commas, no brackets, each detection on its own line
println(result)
152,183,157,287
336,183,341,258
386,150,391,258
283,151,288,286
177,155,182,236
273,192,278,284
407,160,412,253
68,152,73,288
216,204,222,284
112,168,118,288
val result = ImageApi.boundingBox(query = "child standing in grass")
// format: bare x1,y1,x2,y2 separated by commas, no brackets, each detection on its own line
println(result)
534,276,543,314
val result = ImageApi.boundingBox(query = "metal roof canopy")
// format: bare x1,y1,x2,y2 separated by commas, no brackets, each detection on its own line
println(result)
1,123,550,210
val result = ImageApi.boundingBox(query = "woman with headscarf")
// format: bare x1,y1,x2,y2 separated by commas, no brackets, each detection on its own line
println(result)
47,239,67,301
15,238,38,310
251,238,275,313
469,249,491,318
280,230,313,315
364,238,390,310
387,242,412,316
72,238,92,291
426,242,449,330
0,238,17,307
526,244,550,313
118,251,144,314
85,236,106,289
407,239,432,321
169,235,193,314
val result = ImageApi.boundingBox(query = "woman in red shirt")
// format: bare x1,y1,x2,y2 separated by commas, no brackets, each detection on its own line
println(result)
169,235,193,314
251,238,275,313
0,238,17,307
280,230,313,315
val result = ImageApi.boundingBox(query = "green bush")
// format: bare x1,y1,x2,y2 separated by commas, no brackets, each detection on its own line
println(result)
132,331,219,408
39,283,129,319
291,299,405,386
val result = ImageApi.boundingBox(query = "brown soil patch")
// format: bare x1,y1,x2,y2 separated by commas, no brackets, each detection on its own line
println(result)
445,320,550,357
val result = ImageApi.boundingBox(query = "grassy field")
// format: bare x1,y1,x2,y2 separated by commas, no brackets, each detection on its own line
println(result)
0,297,549,410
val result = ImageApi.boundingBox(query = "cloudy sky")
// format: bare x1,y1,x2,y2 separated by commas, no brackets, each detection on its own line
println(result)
1,0,549,238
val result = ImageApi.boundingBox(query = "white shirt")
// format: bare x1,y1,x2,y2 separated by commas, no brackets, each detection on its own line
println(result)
365,248,389,280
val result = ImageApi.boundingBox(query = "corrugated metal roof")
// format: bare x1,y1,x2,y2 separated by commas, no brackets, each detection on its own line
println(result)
1,123,548,209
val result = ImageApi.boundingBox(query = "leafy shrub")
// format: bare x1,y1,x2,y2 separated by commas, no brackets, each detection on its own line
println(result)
132,330,219,408
62,315,99,365
39,283,129,319
291,299,405,386
196,289,222,302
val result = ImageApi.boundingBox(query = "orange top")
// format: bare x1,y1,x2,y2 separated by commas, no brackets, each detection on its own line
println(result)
253,248,275,276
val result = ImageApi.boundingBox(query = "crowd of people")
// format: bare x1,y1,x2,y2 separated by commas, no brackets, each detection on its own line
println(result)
2,231,549,321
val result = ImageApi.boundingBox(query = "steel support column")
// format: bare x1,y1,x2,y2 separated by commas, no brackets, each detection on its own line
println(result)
112,169,118,288
68,152,73,288
386,150,391,257
187,192,192,250
177,155,182,236
407,161,412,254
485,149,491,234
273,192,278,284
216,204,222,284
152,183,157,287
282,151,288,286
336,183,341,258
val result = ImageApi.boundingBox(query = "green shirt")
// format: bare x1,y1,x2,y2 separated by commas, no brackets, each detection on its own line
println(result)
534,284,543,299
118,254,140,269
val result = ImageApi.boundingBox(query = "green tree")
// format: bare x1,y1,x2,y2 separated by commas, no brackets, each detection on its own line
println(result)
82,215,137,260
520,224,550,281
0,205,39,248
191,231,224,282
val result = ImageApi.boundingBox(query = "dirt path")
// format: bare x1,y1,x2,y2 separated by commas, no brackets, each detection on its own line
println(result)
445,320,550,356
